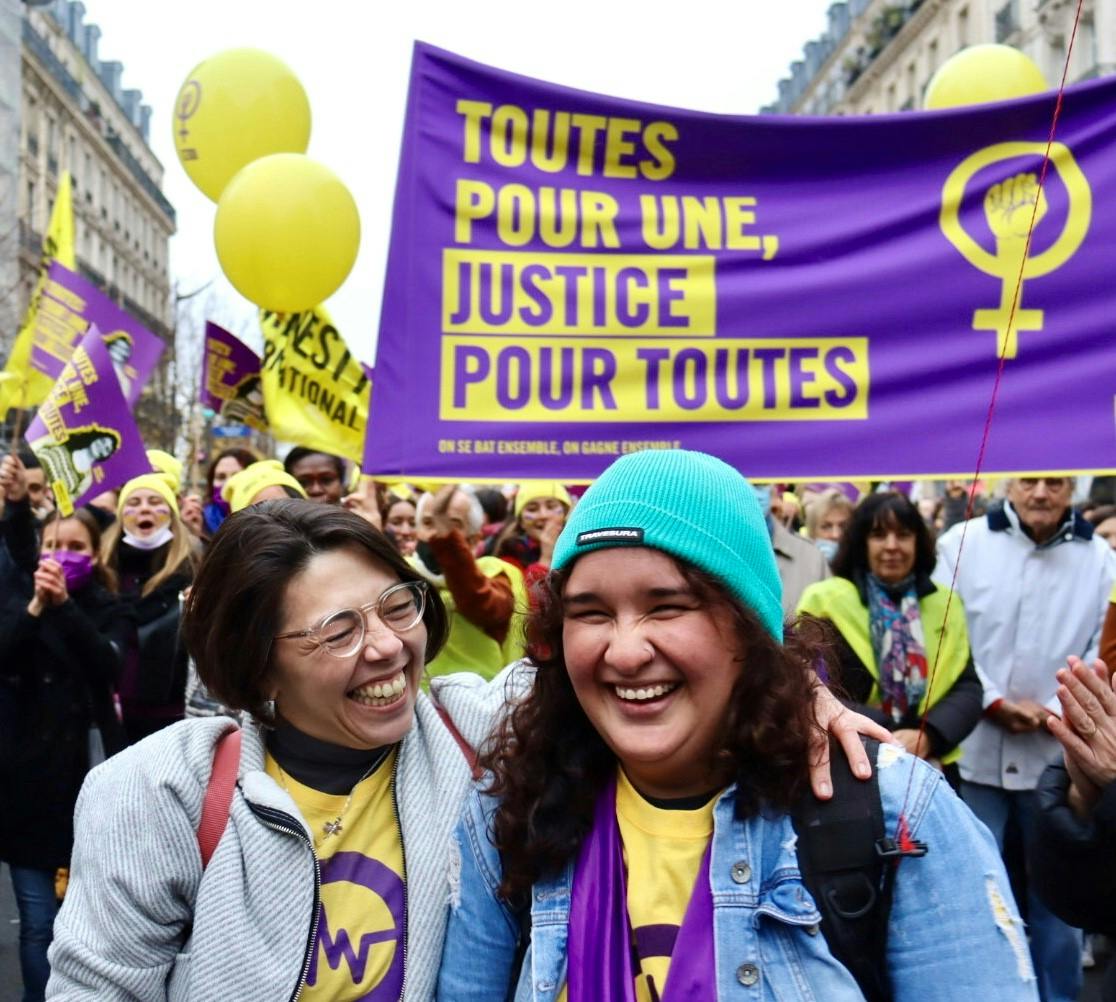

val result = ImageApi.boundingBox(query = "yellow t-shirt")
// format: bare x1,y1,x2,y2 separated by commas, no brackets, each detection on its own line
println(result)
265,749,405,1001
558,769,718,1002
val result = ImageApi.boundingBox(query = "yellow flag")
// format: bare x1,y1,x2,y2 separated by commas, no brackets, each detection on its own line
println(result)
0,172,77,418
258,305,370,463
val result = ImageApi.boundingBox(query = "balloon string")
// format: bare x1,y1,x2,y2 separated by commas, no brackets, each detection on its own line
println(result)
896,0,1086,837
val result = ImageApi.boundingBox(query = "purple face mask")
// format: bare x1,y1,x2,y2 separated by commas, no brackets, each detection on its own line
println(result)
211,484,231,518
43,550,95,592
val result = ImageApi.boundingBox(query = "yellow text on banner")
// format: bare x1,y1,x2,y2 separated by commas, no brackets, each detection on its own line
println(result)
440,335,868,422
259,306,370,463
442,250,716,336
0,172,76,417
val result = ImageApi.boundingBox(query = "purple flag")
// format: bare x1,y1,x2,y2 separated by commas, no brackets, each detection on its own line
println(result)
30,260,164,406
366,43,1116,481
200,321,266,432
25,327,151,516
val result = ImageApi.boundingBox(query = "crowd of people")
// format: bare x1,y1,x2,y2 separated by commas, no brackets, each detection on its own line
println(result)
2,441,1116,1001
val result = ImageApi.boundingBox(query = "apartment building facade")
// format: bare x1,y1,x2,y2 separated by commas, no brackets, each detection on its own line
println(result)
10,0,175,360
764,0,1116,117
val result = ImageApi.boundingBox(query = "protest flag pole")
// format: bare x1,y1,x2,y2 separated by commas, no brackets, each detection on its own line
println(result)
0,405,22,509
9,408,24,456
8,378,29,459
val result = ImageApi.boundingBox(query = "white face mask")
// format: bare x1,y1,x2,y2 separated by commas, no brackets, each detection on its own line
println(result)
123,525,174,551
815,537,839,563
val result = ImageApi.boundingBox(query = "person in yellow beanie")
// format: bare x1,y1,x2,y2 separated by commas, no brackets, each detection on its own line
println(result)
100,474,198,743
145,448,210,538
221,460,307,514
493,480,573,590
145,450,183,494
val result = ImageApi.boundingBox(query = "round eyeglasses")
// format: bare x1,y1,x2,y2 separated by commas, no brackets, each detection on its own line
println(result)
273,580,428,658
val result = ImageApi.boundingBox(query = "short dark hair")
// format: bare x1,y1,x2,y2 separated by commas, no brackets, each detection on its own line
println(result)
18,450,41,471
283,447,345,481
1086,504,1116,527
474,488,508,525
831,491,936,581
183,499,449,720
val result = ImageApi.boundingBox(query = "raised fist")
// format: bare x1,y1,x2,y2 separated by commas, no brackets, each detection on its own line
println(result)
984,172,1048,240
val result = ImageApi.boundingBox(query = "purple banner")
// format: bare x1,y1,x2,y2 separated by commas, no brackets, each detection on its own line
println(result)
25,326,151,516
30,261,164,406
366,43,1116,481
200,321,267,432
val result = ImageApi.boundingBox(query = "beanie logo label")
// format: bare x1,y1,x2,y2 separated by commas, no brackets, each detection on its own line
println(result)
576,527,645,546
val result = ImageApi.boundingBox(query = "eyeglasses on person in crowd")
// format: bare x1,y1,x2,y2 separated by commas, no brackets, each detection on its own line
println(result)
273,580,428,657
1017,477,1072,492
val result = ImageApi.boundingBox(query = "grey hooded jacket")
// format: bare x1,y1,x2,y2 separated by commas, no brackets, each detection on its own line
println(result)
46,669,523,1002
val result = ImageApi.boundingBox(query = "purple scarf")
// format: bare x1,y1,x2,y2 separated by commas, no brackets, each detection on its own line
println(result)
567,774,716,1002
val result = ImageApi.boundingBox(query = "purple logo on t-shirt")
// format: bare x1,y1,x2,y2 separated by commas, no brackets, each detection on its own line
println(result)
307,851,405,999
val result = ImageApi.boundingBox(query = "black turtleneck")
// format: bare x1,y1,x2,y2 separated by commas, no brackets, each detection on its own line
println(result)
267,719,394,794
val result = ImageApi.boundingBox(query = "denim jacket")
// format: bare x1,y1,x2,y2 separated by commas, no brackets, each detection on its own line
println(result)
437,745,1039,1002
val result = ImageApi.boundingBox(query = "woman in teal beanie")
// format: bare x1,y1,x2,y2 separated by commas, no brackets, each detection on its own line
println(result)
437,448,1039,1002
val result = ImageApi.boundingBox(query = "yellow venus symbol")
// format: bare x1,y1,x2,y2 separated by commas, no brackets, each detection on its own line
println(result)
939,142,1091,359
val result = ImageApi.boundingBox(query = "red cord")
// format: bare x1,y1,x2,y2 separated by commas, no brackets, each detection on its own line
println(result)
897,0,1087,837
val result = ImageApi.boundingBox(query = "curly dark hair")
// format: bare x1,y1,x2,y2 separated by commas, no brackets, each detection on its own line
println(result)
830,491,936,582
479,555,830,902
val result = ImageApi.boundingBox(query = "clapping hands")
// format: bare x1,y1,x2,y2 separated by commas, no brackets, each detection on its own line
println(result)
1047,656,1116,818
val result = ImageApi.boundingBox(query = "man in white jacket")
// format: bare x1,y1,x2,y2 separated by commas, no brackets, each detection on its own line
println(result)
935,476,1116,1002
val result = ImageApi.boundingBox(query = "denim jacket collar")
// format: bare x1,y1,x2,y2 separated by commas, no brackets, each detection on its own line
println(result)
524,786,822,1001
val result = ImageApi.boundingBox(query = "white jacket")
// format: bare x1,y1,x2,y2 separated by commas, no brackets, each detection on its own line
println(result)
934,503,1116,790
47,669,524,1002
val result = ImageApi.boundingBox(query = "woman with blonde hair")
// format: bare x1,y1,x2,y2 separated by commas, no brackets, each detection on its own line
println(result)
803,487,854,565
101,472,198,743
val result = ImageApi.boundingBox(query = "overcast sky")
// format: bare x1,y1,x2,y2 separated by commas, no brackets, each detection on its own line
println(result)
78,1,833,361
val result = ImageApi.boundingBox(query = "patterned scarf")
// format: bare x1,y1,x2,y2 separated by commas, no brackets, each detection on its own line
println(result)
866,574,928,724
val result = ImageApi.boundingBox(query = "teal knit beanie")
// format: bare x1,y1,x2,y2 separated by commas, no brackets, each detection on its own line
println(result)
552,450,783,640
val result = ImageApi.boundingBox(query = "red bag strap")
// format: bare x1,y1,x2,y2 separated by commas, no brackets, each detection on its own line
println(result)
434,702,482,780
197,728,241,869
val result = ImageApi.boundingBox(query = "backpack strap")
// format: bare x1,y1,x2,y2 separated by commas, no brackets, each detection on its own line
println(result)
197,728,242,869
434,701,483,780
791,736,925,1002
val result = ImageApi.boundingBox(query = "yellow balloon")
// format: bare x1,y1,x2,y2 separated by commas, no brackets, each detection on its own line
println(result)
924,45,1049,110
214,154,361,312
173,49,311,202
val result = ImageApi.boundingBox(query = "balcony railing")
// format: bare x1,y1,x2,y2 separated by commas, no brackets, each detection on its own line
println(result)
767,0,927,113
78,261,106,289
123,293,169,339
19,220,42,256
106,132,176,225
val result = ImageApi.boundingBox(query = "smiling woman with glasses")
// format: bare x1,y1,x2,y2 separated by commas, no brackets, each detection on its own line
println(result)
44,500,511,1002
273,580,428,658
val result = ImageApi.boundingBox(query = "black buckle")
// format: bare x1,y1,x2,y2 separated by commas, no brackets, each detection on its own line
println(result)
875,835,928,860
